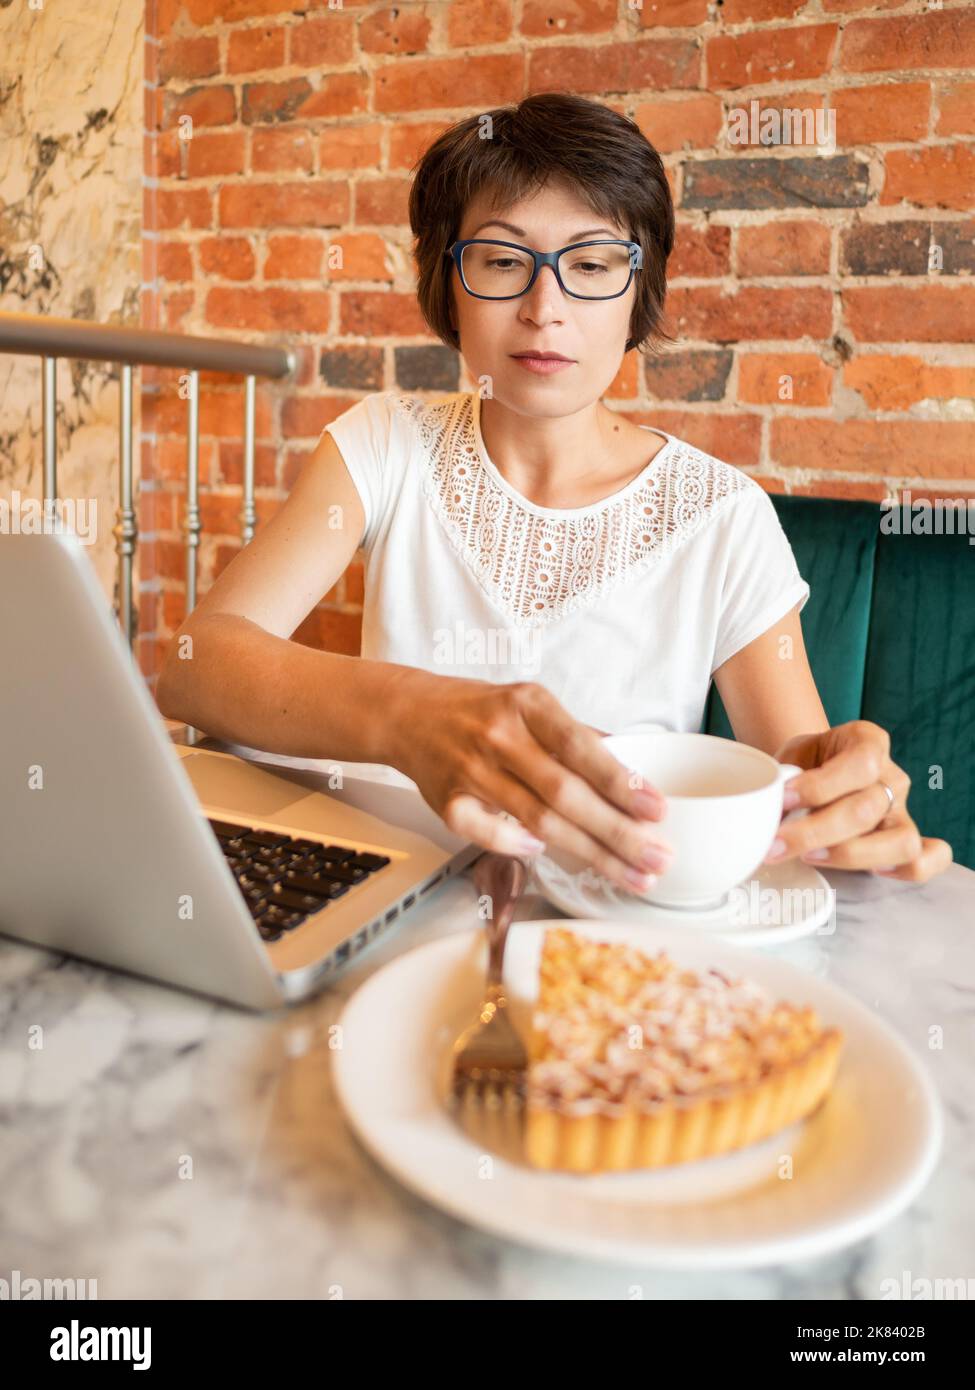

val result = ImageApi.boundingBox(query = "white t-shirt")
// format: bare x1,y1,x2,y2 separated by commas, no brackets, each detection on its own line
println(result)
322,389,809,736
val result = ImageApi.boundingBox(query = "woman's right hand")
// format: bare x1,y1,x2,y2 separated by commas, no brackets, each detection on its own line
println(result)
388,672,674,894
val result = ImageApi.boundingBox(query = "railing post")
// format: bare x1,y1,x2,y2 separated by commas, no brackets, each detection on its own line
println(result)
41,355,57,502
241,373,256,546
0,316,296,706
184,368,201,613
113,363,138,649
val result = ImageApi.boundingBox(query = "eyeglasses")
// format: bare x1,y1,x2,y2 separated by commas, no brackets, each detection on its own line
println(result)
445,238,643,302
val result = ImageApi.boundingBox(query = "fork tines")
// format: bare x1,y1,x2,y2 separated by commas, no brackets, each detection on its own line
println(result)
450,1064,526,1109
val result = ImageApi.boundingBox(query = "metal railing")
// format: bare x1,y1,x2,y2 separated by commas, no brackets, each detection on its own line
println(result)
0,311,296,648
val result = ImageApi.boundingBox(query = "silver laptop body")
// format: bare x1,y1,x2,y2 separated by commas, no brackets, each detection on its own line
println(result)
0,533,479,1010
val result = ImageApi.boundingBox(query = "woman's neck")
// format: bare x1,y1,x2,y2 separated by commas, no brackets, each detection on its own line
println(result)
478,395,666,509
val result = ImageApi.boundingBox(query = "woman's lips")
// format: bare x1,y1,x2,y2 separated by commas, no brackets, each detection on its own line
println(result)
510,355,575,375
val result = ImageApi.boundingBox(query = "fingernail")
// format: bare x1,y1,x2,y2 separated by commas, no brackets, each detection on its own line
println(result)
782,788,801,811
632,790,664,818
518,835,546,855
624,867,657,892
764,838,787,863
873,865,899,875
639,843,672,872
802,848,830,861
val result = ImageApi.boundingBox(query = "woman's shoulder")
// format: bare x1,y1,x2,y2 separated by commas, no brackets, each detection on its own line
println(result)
654,426,753,482
324,387,469,457
364,386,469,414
649,428,771,527
381,387,472,429
336,387,470,442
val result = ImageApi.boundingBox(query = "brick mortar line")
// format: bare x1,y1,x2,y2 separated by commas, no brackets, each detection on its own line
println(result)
155,0,975,44
144,135,975,176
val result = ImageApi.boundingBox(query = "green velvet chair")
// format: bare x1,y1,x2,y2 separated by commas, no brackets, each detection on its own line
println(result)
700,495,975,871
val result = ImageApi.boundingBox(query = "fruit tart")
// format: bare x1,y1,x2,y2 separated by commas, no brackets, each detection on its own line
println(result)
525,928,843,1173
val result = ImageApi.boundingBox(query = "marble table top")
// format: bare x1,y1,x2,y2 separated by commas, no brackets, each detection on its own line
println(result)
1,839,972,1299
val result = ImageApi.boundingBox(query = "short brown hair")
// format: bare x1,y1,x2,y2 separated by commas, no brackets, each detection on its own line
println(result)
408,92,675,358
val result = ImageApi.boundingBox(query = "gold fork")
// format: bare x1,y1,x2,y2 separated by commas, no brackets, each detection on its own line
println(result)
449,852,529,1135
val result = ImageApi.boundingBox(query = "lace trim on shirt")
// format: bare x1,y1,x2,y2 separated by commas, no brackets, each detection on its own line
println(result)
391,392,751,629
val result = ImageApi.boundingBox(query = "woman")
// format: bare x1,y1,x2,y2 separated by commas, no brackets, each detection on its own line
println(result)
157,94,951,894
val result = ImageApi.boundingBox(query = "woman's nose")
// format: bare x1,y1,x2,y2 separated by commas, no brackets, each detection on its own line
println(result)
519,264,566,316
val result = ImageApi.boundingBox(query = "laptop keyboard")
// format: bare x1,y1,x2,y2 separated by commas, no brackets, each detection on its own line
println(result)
206,818,391,944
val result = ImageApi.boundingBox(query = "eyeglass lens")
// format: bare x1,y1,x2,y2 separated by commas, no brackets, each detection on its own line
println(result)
460,242,633,299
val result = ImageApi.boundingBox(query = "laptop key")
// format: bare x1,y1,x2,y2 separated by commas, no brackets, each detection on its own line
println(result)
244,830,294,849
260,905,307,929
258,924,283,943
298,843,354,865
248,862,288,883
290,838,332,854
253,845,290,865
247,897,270,919
260,905,287,924
286,852,326,874
270,886,331,914
281,871,347,898
268,856,295,872
309,862,366,885
300,876,350,900
348,852,391,872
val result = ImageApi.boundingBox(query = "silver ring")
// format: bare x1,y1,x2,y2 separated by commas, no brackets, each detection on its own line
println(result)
879,781,895,811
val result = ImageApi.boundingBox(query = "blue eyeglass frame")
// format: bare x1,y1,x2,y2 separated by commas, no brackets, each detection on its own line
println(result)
445,238,644,301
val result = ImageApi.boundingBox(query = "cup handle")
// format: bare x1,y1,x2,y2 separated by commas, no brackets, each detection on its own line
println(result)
775,762,809,824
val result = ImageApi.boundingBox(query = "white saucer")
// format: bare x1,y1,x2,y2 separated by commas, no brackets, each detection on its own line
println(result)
530,854,835,946
332,920,942,1269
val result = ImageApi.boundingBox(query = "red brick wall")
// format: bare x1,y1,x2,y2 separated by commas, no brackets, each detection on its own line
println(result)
141,0,975,684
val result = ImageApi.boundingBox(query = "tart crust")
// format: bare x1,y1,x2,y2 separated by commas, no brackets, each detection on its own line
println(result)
525,928,844,1173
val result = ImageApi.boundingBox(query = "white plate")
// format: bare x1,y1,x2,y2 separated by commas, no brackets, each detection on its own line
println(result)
332,920,942,1269
530,854,835,946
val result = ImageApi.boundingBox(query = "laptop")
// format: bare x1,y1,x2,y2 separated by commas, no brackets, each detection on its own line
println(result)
0,532,480,1010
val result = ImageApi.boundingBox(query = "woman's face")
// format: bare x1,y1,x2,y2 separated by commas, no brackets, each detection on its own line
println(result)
450,181,637,411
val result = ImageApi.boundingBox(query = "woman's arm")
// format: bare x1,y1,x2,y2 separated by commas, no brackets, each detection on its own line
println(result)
155,426,413,764
712,602,830,754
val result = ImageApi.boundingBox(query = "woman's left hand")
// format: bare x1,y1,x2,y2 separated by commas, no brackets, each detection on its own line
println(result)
764,720,953,882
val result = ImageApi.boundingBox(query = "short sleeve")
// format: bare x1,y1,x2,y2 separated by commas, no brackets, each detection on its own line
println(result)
710,483,810,674
322,391,398,553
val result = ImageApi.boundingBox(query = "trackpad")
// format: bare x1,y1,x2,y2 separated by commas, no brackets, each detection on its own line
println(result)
179,752,308,817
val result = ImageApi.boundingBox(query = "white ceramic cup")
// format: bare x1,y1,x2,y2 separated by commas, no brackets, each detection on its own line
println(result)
547,730,802,910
